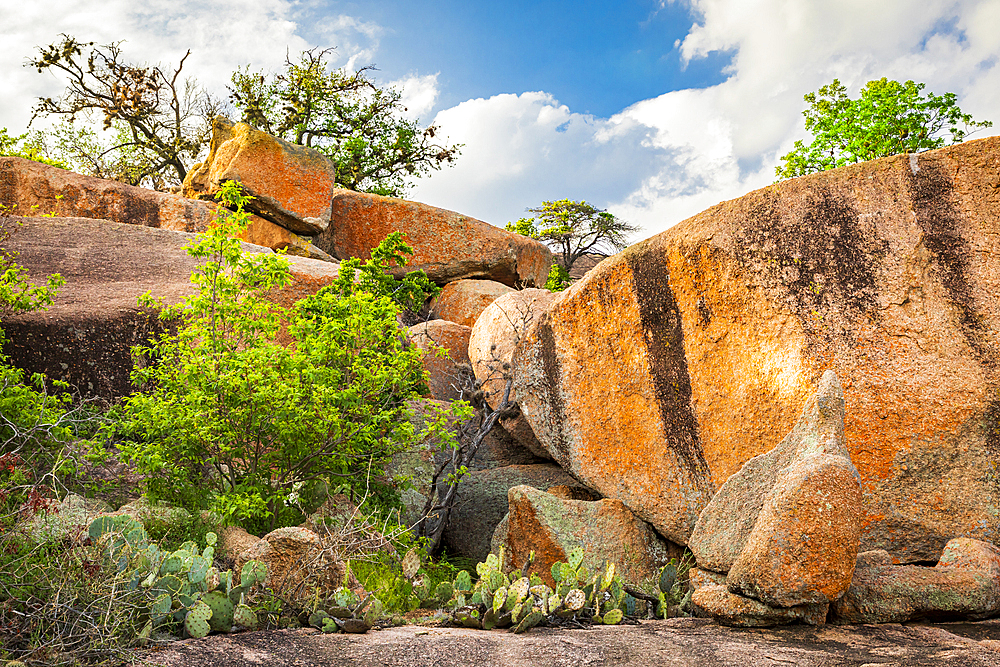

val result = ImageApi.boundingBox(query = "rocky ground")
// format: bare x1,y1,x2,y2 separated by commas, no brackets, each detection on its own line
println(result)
141,618,1000,667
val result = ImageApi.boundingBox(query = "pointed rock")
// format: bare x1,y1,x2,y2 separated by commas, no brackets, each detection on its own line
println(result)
690,371,863,607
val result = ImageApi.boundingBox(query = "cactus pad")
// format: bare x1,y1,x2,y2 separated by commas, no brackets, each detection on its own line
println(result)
160,555,183,575
189,555,210,584
205,532,218,547
564,589,586,612
567,547,584,570
454,570,472,592
202,591,234,632
241,560,267,588
603,609,623,625
659,564,677,595
512,610,544,634
184,601,212,639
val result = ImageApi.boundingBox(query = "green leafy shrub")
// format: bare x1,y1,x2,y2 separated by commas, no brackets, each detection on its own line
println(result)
111,182,454,533
544,263,571,292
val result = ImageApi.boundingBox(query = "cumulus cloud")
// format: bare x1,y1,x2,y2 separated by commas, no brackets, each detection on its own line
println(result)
414,0,1000,239
0,0,380,132
390,73,441,121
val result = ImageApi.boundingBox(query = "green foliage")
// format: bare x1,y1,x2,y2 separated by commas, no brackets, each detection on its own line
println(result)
544,263,571,292
506,199,637,273
0,127,69,169
309,230,440,315
406,546,641,633
776,78,993,179
112,182,450,532
0,215,75,535
228,47,460,197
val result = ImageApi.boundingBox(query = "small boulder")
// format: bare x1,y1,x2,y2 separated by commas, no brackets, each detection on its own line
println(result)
313,191,552,287
428,279,514,328
441,464,591,563
468,288,560,459
114,497,191,527
185,118,339,235
407,320,473,401
220,525,262,561
234,526,361,601
24,494,112,545
831,538,1000,623
690,371,862,609
688,567,829,628
493,484,680,587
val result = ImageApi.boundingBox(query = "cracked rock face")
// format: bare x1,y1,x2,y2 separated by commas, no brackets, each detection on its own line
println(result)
508,137,1000,559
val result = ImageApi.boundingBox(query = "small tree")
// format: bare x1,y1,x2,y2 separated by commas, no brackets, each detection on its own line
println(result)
27,35,219,188
506,199,638,274
776,78,993,179
228,47,461,197
113,182,449,533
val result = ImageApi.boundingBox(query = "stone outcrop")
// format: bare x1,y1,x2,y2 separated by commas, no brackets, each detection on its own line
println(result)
508,137,1000,559
441,464,590,563
142,617,1000,667
469,288,559,459
2,217,340,397
313,191,552,287
183,118,339,235
690,371,863,608
407,320,472,402
234,526,361,601
492,484,680,587
0,156,330,259
428,279,514,328
831,538,1000,623
687,568,830,628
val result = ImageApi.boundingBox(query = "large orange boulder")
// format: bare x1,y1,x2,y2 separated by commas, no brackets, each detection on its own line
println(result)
0,156,330,259
510,137,1000,559
428,279,514,328
690,371,863,607
492,484,679,587
313,191,552,287
184,119,339,236
2,217,340,397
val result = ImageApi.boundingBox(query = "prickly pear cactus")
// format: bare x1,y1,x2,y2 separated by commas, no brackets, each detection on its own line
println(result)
184,601,213,639
202,590,235,632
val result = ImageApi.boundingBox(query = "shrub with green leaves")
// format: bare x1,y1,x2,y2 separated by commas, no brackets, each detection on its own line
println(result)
111,181,453,533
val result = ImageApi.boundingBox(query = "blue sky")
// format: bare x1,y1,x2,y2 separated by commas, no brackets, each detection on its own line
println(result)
303,0,731,117
2,0,1000,239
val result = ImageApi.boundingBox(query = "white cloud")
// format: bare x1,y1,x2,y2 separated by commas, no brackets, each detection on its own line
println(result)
413,0,1000,240
0,1,380,133
390,73,441,121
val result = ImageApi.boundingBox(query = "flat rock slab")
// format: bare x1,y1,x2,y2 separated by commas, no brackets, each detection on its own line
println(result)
141,619,1000,667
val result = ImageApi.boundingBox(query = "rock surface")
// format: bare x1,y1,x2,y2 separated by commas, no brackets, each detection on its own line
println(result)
2,217,340,397
495,484,680,586
140,618,1000,667
509,137,1000,559
407,320,473,402
440,464,589,563
832,539,1000,624
428,279,514,328
0,156,329,258
469,288,559,459
234,526,360,601
313,191,552,287
184,119,339,235
691,370,863,608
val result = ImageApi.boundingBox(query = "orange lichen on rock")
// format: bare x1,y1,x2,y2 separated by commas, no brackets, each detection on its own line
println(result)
314,190,552,287
190,119,340,235
509,136,1000,562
